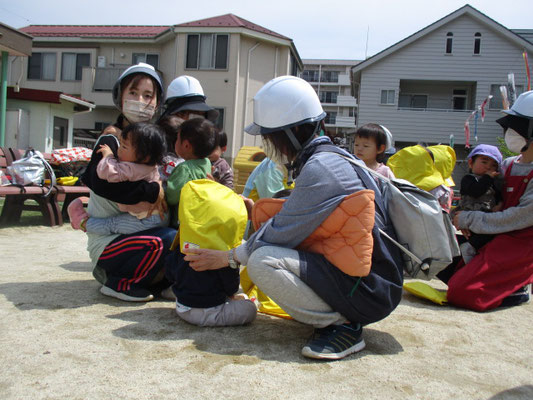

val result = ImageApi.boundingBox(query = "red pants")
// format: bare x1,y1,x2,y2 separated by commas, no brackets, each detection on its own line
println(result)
447,227,533,311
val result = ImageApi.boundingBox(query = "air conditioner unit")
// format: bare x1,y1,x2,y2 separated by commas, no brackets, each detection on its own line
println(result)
97,56,106,68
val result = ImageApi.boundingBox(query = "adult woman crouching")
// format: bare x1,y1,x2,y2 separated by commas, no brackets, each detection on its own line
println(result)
184,76,403,360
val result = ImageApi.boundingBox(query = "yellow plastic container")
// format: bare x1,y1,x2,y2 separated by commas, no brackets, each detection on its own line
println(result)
232,146,266,194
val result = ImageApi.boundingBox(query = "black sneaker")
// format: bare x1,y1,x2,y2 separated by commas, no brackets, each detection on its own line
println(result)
100,285,154,302
301,323,366,360
500,284,531,308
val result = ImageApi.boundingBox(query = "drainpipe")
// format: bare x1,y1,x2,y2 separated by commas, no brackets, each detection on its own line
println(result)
241,42,260,148
274,47,279,78
0,51,9,147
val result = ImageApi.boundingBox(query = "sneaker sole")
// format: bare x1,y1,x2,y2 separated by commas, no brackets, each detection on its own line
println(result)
301,338,366,360
100,286,154,302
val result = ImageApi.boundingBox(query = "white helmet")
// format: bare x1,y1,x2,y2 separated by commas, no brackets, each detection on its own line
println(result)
497,90,533,142
245,76,326,135
379,125,396,154
502,90,533,119
112,62,163,110
165,75,205,103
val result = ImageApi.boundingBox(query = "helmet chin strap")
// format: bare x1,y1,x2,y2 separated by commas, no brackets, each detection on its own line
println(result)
283,122,322,154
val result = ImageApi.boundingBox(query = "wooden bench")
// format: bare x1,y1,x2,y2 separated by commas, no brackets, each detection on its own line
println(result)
9,148,91,223
0,147,62,226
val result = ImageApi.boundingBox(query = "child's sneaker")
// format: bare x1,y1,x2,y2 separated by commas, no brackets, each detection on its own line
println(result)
100,285,154,302
301,323,366,360
500,284,531,308
67,197,89,231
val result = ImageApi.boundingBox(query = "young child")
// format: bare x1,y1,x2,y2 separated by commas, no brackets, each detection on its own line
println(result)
69,122,168,235
353,123,395,178
209,130,234,189
157,114,185,183
454,144,503,263
166,118,216,229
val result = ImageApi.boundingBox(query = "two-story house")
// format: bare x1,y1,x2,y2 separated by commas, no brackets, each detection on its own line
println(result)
351,4,533,173
10,14,302,160
301,59,360,149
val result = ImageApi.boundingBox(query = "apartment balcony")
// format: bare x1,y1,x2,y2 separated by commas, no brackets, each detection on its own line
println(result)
304,73,351,86
324,116,356,128
337,95,357,107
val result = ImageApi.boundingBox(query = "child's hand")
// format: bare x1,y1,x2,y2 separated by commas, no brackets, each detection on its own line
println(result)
486,170,500,178
239,195,254,219
492,202,503,212
97,144,113,158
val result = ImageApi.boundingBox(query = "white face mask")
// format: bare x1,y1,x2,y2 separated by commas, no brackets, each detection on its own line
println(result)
122,100,156,123
504,128,527,153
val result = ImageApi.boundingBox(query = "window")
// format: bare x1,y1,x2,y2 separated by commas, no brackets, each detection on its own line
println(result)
61,53,90,81
132,53,159,69
186,34,228,70
321,71,340,83
445,32,453,54
399,94,428,109
325,112,337,124
213,108,225,130
452,89,467,110
380,90,395,105
489,84,524,110
27,52,56,80
302,70,319,82
53,117,68,148
94,122,110,132
349,108,355,117
474,32,481,55
319,91,337,103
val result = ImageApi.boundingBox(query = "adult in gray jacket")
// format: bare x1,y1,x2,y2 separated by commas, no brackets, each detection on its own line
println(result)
183,76,403,360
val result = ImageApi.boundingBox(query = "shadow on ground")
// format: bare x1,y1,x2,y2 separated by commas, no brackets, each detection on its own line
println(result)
107,307,404,363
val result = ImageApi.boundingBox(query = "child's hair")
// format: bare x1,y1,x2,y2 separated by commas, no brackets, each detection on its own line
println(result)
355,123,388,162
158,114,183,154
214,130,228,149
179,118,217,159
120,122,165,166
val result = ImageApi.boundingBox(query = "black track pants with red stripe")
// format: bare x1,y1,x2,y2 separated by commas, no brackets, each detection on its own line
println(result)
97,227,176,292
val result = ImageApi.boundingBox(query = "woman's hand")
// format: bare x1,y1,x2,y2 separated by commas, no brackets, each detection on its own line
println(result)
147,183,168,220
453,211,462,230
184,248,230,271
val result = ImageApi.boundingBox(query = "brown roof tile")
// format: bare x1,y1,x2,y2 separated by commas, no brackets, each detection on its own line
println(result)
19,25,170,38
175,14,289,40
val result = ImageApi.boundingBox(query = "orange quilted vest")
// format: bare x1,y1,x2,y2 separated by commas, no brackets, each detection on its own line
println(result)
251,190,375,277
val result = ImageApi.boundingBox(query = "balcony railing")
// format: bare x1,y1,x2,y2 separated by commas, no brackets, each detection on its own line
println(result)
93,67,128,91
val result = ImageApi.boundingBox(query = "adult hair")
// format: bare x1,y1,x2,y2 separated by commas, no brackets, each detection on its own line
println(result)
179,118,217,158
158,114,183,154
355,123,388,162
120,122,166,166
120,73,162,107
262,121,323,162
215,130,228,148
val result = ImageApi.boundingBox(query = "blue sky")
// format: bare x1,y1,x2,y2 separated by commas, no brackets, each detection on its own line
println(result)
1,0,531,60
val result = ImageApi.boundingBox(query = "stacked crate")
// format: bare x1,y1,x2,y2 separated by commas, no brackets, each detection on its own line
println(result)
232,146,266,194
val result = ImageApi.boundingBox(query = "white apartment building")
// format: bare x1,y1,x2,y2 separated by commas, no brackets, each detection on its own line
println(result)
7,14,302,160
301,59,360,148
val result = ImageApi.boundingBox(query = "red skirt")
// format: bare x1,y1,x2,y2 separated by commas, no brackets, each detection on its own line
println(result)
447,227,533,311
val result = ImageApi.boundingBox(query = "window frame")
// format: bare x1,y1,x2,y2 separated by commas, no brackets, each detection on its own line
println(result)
213,107,225,130
27,52,57,81
61,52,91,81
185,33,229,70
473,32,481,55
380,89,395,105
132,53,160,69
445,32,453,55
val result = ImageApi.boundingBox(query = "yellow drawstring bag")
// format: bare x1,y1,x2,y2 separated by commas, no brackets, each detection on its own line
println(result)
403,282,448,305
177,179,248,251
387,145,456,191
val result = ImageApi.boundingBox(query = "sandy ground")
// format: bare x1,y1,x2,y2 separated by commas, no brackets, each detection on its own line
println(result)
0,225,532,400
